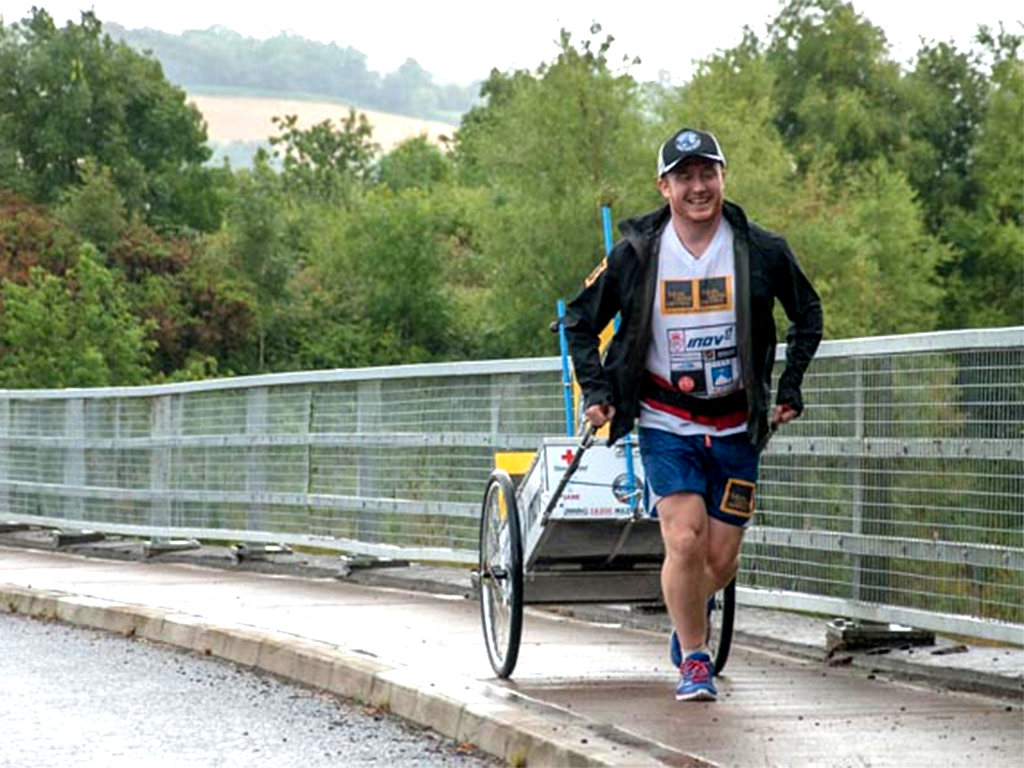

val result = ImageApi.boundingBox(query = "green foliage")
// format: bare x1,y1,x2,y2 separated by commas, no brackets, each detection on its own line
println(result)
940,27,1024,327
455,27,653,354
782,160,949,338
376,135,451,191
107,221,257,377
298,187,457,365
900,41,989,232
0,249,154,387
221,156,297,370
0,8,225,232
53,159,127,252
269,111,379,203
766,0,907,171
0,5,1020,388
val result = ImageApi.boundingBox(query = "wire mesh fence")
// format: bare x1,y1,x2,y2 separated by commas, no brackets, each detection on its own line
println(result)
0,330,1020,642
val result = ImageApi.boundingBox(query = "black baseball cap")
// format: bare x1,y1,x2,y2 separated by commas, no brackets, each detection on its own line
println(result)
657,128,726,176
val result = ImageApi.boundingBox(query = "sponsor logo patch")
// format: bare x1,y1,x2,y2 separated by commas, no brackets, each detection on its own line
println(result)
698,277,731,309
660,277,732,313
685,325,734,350
663,280,696,312
711,364,733,387
611,473,635,504
668,329,687,354
720,478,756,518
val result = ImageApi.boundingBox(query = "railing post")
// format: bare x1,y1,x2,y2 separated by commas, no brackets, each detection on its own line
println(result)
246,387,269,534
149,395,173,538
851,358,864,602
0,399,9,516
64,398,85,521
356,380,382,539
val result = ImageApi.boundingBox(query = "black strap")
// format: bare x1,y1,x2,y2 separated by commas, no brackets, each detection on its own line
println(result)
640,375,748,417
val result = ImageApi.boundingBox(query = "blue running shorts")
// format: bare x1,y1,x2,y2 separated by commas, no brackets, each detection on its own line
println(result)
637,426,760,528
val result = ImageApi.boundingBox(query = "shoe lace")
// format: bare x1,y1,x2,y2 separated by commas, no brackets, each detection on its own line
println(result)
681,657,710,683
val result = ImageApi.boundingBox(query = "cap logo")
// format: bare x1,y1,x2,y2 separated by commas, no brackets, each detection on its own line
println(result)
675,131,701,152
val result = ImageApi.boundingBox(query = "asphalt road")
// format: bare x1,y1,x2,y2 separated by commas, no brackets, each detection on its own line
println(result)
0,612,499,768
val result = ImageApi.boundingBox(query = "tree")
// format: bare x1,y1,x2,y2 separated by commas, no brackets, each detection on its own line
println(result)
53,159,127,252
940,26,1024,327
0,8,224,231
900,41,989,233
269,111,379,203
376,135,451,191
106,219,257,377
765,0,907,172
379,58,438,117
453,27,652,353
302,187,456,364
222,155,295,371
0,191,76,282
0,249,154,387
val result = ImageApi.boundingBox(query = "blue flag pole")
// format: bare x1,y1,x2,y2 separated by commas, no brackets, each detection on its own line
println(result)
557,299,574,437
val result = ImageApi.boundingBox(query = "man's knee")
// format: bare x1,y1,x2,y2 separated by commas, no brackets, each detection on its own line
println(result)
658,494,707,562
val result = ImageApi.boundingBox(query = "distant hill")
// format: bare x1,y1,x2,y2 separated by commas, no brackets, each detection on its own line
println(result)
104,23,480,125
193,94,455,146
194,93,456,168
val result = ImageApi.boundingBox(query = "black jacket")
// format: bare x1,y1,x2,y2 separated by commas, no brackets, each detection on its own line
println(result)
564,201,823,450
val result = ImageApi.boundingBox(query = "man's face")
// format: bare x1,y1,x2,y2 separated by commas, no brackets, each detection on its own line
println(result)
657,157,725,225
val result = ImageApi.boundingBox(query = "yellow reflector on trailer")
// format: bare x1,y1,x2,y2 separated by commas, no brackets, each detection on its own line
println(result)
494,451,534,475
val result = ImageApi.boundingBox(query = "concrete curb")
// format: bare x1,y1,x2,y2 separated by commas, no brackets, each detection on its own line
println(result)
0,583,712,768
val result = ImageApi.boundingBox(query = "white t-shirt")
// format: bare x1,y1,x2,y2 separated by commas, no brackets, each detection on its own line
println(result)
638,218,746,437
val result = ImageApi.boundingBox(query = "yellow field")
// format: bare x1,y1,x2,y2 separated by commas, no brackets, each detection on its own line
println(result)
189,94,457,148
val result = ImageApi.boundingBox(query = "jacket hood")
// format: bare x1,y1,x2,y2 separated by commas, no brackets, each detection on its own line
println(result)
619,205,670,244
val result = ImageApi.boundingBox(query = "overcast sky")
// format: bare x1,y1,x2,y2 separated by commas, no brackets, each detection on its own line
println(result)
2,1,1020,84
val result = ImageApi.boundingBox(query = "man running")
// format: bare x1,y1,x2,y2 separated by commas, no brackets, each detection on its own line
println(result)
565,127,822,700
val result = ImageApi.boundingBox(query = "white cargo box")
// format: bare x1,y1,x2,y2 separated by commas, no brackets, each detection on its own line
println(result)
516,437,645,565
518,437,644,525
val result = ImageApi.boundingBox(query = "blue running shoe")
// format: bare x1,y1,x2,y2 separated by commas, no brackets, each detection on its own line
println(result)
669,596,716,668
676,651,717,701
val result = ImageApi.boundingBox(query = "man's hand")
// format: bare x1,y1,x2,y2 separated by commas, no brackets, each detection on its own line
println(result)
771,403,799,429
584,403,616,428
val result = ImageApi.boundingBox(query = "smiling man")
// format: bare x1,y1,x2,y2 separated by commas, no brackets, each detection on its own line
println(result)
564,127,823,701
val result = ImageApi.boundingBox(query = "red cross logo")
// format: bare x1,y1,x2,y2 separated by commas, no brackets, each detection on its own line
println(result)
561,449,575,464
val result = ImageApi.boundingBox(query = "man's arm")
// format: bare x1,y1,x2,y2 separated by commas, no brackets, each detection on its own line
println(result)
772,240,823,415
563,246,624,418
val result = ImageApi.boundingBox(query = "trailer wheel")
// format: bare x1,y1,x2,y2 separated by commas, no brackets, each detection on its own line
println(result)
478,470,523,678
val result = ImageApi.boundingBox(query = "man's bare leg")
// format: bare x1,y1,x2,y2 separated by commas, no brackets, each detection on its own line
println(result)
705,516,745,592
657,492,709,653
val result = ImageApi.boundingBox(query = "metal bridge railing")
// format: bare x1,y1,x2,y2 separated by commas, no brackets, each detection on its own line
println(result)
0,328,1021,643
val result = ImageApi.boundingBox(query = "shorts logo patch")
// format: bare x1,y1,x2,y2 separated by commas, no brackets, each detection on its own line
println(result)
663,280,695,312
584,257,608,288
720,478,755,518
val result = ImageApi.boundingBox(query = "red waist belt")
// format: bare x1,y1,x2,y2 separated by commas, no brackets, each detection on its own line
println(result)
640,372,748,430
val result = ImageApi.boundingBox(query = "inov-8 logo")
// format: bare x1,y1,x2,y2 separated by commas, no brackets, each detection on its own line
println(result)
685,325,733,349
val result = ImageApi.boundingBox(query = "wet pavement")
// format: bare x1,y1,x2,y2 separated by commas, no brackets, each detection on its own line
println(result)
0,542,1021,767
